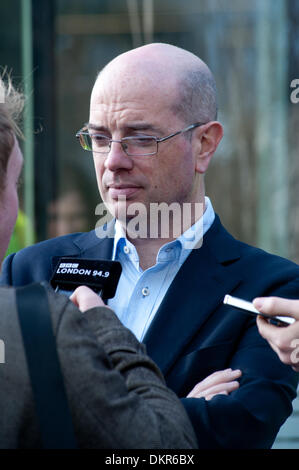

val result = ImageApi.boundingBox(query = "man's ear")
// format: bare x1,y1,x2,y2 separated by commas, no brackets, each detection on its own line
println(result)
193,121,223,174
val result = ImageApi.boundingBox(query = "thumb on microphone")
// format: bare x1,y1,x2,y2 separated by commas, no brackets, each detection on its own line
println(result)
70,285,105,313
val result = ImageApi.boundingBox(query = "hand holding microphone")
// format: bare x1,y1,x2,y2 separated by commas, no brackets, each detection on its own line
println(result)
70,286,107,312
253,296,299,372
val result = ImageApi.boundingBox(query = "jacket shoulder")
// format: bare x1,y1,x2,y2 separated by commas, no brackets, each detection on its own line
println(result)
210,215,299,287
237,238,299,273
10,231,94,264
0,231,97,287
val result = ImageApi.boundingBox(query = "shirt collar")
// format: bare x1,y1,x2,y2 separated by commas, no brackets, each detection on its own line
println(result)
177,196,214,264
112,197,215,264
112,219,128,261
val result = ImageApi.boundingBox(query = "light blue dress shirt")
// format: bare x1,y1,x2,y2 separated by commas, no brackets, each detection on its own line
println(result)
108,197,215,341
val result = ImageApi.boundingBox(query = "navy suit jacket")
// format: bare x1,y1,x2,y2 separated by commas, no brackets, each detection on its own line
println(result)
1,215,299,448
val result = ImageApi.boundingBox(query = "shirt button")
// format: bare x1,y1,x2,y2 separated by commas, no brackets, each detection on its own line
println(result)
142,287,150,297
123,246,130,254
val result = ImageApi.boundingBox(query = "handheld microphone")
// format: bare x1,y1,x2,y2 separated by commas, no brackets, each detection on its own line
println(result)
50,257,122,299
223,295,295,327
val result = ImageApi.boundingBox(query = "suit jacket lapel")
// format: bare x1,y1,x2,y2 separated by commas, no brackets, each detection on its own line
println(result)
144,215,242,375
74,221,115,258
51,222,115,271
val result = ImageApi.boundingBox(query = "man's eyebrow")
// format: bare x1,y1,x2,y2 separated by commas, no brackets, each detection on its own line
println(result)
87,123,108,132
125,123,161,132
86,122,162,133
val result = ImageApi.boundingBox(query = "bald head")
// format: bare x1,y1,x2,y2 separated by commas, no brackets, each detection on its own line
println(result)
94,43,218,125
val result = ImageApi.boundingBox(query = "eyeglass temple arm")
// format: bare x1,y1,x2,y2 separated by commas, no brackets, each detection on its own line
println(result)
157,122,205,143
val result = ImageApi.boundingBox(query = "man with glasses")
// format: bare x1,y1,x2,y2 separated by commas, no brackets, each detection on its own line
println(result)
76,122,205,157
0,72,197,449
1,43,299,448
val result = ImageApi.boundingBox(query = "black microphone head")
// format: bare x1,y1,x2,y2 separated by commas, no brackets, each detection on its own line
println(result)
50,258,122,299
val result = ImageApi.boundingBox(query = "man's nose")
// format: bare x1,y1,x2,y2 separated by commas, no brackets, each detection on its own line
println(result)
104,141,134,172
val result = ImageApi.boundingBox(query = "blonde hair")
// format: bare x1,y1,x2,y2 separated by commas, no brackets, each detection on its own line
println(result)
0,70,24,191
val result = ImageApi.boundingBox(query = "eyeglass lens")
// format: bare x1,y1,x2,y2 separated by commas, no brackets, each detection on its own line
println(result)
81,134,158,156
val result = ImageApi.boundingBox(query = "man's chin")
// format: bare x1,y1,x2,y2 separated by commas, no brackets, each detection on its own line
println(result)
104,198,147,224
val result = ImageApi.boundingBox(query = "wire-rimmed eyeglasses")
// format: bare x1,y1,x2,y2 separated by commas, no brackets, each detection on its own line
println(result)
75,122,207,157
